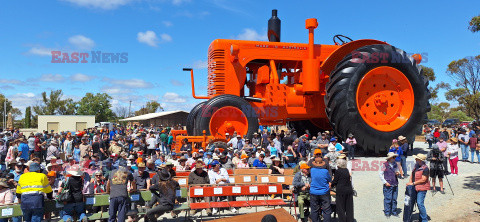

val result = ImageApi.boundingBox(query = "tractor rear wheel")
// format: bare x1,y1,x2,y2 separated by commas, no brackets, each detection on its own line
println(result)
186,101,206,136
325,44,430,154
196,95,259,139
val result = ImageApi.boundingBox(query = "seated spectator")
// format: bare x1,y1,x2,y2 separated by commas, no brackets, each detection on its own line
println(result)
325,145,340,176
232,152,241,166
264,151,273,166
154,154,166,167
145,169,179,222
293,163,311,222
328,137,344,153
204,152,213,166
219,154,234,169
0,178,13,206
269,157,284,175
146,159,156,173
284,145,297,168
188,161,212,216
176,156,189,171
85,161,98,176
60,166,87,222
237,154,250,168
253,153,267,168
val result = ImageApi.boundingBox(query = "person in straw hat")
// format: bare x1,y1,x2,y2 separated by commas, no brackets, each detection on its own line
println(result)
407,153,431,222
380,152,400,218
269,157,285,175
59,165,88,222
293,163,311,222
388,139,404,178
446,137,459,176
397,135,409,177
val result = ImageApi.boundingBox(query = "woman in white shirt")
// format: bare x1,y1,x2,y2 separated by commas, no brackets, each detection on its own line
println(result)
446,138,459,176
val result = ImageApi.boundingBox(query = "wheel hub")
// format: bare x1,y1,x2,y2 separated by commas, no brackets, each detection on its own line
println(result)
209,106,248,138
356,66,414,132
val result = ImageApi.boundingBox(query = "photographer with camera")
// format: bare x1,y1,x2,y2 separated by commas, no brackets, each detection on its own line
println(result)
427,144,446,194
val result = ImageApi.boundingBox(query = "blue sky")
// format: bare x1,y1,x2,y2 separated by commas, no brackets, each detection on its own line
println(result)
0,0,478,115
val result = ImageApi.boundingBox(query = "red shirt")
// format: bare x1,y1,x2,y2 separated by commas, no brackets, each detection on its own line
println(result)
34,137,41,152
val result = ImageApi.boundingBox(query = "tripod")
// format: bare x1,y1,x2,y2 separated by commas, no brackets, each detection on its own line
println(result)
432,157,454,196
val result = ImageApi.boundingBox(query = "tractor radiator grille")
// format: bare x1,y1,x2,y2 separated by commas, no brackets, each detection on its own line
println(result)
207,49,226,96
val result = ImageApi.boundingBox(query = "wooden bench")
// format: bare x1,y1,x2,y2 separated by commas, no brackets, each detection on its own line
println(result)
188,184,286,211
256,175,295,196
233,168,269,175
228,174,256,184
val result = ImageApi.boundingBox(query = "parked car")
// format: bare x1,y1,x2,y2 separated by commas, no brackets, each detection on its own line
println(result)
460,121,470,128
442,118,460,128
427,119,441,126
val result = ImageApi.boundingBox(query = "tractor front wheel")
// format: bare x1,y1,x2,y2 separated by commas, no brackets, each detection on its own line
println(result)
325,44,430,154
196,95,259,139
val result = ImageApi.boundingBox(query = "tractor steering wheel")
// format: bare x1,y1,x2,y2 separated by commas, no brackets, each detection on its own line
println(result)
333,35,353,45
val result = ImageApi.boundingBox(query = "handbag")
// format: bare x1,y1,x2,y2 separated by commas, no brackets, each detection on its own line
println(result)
56,178,71,202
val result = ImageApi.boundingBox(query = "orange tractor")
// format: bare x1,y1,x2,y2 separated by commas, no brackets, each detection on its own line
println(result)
182,10,430,153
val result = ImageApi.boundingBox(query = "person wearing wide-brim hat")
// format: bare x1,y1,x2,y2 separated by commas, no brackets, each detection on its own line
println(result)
0,178,14,205
407,153,431,222
269,157,284,175
187,160,212,216
345,133,357,160
397,135,409,178
446,137,460,176
145,168,179,222
380,152,400,218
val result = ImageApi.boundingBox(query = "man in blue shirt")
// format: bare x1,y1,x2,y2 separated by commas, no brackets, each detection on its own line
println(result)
308,154,332,222
18,138,30,160
252,153,267,168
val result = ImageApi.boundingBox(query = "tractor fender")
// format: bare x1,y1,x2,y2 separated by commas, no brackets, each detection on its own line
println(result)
321,39,388,77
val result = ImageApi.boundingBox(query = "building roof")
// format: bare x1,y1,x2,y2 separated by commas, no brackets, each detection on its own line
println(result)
119,110,189,121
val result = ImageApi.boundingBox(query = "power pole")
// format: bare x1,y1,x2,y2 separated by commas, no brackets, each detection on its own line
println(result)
3,99,6,130
128,100,132,117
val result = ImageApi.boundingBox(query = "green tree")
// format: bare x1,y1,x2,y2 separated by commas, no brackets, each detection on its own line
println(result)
25,106,31,128
469,15,480,32
134,101,163,116
76,93,115,122
420,65,435,82
428,102,450,122
0,94,13,123
446,55,480,120
33,90,77,115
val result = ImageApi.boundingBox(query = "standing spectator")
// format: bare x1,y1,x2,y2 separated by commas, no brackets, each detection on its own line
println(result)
159,130,168,155
332,158,354,222
33,133,43,162
252,132,261,148
46,140,59,162
63,134,74,158
60,166,87,222
108,139,122,157
446,138,459,176
398,135,409,177
344,134,357,160
469,134,479,163
145,169,179,222
433,128,440,143
388,139,404,178
18,138,30,161
146,132,158,157
297,136,308,159
425,129,434,149
458,129,470,162
436,137,449,175
106,163,136,222
27,133,36,154
407,154,430,222
293,163,311,222
283,145,298,168
16,162,53,222
308,153,332,222
380,152,400,218
427,145,445,193
79,138,91,161
325,146,340,176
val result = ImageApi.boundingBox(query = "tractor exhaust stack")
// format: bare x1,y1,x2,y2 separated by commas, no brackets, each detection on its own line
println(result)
268,9,281,42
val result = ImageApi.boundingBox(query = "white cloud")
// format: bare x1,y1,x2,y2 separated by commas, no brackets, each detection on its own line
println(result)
172,0,191,5
192,60,208,69
62,0,133,10
162,92,186,103
162,21,173,27
27,46,53,56
160,33,172,42
102,86,132,94
8,93,39,112
137,31,158,47
0,79,22,85
170,79,184,86
68,35,95,50
236,28,268,41
108,78,153,88
38,74,65,82
71,73,95,82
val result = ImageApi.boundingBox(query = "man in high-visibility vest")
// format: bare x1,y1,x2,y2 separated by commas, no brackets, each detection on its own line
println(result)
16,162,53,222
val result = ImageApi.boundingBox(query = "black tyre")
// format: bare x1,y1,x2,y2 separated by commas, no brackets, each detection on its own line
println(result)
325,44,430,153
186,101,206,136
196,94,259,139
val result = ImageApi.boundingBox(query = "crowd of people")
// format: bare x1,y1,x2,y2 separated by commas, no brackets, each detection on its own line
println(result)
0,122,478,222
